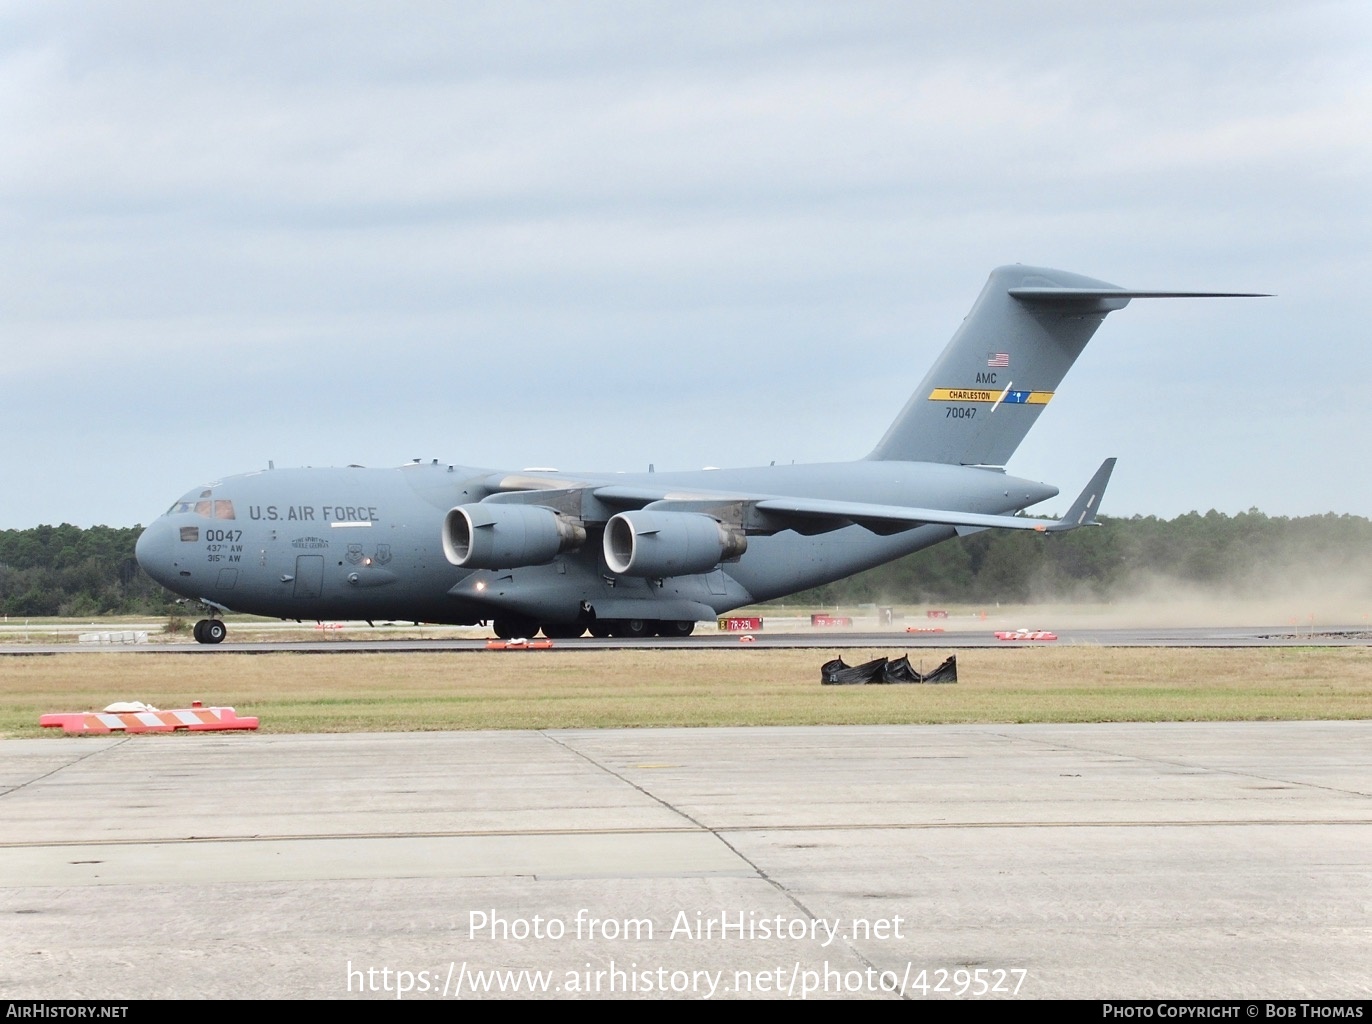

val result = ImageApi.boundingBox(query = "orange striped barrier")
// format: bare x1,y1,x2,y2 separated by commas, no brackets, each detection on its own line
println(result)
40,702,259,734
484,639,554,650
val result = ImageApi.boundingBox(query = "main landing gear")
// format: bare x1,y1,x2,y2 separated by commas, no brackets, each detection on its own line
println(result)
601,619,696,639
192,619,227,645
490,616,696,640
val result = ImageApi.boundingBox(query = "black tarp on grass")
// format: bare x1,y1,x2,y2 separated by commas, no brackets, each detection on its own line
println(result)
820,654,957,685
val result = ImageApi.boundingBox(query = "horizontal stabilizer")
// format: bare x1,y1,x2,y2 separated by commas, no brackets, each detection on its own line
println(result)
1010,287,1271,312
1011,288,1270,299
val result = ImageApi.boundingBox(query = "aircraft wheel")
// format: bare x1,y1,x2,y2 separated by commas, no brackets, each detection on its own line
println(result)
493,615,538,640
203,620,227,645
586,621,613,638
192,619,208,643
658,620,695,638
541,622,586,639
612,618,653,639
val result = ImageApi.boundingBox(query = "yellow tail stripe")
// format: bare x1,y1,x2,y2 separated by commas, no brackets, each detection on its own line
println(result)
928,388,1054,405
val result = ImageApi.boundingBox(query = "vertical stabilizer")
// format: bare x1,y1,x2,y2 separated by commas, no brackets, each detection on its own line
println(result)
867,265,1127,465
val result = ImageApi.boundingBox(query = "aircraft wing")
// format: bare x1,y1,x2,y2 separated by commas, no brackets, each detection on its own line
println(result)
486,459,1115,538
751,456,1114,536
750,497,1073,537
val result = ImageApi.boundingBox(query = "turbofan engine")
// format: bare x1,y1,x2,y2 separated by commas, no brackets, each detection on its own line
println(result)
443,503,586,569
603,510,746,577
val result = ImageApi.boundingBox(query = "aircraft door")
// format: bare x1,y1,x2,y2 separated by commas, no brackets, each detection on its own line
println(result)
292,555,324,599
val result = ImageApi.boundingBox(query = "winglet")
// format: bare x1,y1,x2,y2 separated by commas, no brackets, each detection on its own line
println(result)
1047,458,1116,532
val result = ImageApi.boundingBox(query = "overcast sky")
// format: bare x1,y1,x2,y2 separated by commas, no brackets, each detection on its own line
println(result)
2,1,1368,528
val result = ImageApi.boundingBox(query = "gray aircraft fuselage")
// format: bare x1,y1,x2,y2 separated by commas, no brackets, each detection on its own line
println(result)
134,459,1054,627
135,265,1262,641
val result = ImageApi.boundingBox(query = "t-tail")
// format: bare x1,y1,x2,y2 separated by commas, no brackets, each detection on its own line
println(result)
867,265,1266,466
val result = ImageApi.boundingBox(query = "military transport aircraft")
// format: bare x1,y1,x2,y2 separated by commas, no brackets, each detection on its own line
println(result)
135,265,1261,643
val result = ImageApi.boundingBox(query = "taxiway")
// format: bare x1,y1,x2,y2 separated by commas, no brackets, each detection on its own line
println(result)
2,721,1369,999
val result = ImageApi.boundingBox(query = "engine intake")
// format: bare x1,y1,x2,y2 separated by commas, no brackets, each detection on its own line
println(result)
444,503,586,569
604,511,746,577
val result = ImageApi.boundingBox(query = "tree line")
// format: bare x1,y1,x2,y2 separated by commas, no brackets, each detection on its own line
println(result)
0,524,170,617
2,511,1370,617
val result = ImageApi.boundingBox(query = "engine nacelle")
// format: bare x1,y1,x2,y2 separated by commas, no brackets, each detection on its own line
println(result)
443,503,586,569
603,511,747,577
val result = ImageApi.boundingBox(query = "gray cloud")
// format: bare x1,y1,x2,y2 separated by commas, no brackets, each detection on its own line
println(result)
1,1,1368,526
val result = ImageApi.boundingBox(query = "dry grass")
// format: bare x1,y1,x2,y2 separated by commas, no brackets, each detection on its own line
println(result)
3,646,1370,738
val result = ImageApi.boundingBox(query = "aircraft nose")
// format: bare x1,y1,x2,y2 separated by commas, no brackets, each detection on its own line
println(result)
135,521,176,588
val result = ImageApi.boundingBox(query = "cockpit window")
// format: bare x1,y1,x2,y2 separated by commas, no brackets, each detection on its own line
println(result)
180,526,200,542
166,493,235,519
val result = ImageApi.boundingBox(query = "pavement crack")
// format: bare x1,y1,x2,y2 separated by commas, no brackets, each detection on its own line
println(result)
0,737,130,799
540,731,892,989
987,727,1372,801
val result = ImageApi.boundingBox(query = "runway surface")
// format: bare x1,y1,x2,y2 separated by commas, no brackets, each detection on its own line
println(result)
2,721,1369,1000
4,623,1372,656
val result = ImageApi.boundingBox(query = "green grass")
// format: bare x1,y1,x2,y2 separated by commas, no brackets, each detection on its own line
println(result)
3,647,1370,737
